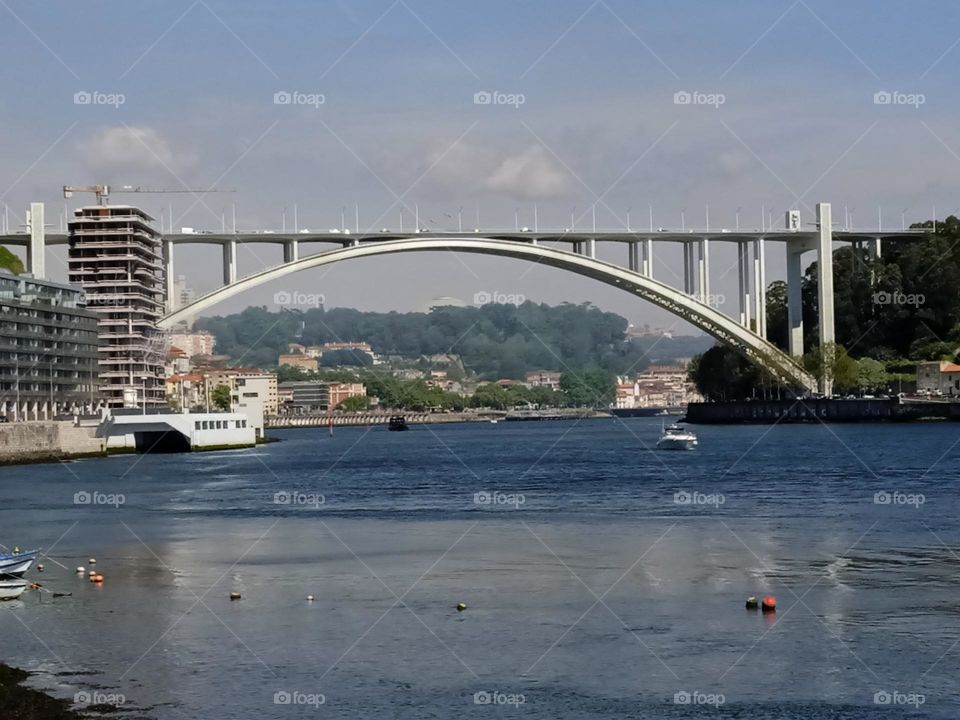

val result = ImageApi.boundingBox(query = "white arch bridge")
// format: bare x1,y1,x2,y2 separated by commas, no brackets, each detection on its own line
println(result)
3,201,925,396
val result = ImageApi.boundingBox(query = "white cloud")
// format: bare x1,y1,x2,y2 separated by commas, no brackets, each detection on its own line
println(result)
483,144,572,200
427,141,572,200
79,126,191,176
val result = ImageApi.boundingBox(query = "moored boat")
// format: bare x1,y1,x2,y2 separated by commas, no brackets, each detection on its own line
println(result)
0,549,39,578
388,416,409,431
656,423,698,450
0,579,28,600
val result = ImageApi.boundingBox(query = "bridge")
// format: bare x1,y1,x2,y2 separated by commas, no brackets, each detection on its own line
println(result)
1,201,926,396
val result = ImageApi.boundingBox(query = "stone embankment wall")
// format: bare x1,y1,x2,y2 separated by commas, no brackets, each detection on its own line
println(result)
0,421,106,465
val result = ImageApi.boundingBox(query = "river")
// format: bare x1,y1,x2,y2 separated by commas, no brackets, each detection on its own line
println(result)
0,418,957,718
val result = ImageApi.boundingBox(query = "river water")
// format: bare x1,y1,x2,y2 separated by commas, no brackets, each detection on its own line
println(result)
0,418,958,718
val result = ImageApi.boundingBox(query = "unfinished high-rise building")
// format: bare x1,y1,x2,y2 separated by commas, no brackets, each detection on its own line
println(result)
68,205,167,408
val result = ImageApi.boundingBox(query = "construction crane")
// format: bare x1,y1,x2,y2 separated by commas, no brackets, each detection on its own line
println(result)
63,184,234,204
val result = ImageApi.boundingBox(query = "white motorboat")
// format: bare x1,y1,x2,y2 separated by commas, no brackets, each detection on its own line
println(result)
0,579,28,601
657,423,698,450
0,549,38,578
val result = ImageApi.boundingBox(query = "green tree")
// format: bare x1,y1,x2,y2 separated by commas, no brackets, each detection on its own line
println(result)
338,394,370,411
211,384,232,411
857,357,888,394
803,343,859,394
0,247,24,274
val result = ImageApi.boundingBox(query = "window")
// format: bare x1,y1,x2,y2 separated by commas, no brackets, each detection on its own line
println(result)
202,421,209,430
195,421,201,430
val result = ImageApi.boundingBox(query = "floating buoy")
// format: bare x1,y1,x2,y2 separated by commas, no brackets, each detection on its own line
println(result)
88,558,96,565
88,569,97,577
745,596,759,610
456,602,467,612
76,566,85,574
30,582,41,590
92,574,103,584
306,595,315,602
37,564,44,572
230,592,241,601
761,595,777,612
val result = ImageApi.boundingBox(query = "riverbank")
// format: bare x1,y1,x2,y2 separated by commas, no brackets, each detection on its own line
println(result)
266,408,609,429
0,663,80,720
685,397,960,423
0,422,105,466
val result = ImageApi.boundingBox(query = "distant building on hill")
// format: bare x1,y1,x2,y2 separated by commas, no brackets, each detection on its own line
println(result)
328,383,366,408
526,371,562,391
168,330,215,358
278,352,318,371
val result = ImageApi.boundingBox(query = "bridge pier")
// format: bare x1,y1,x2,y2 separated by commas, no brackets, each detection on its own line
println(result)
26,202,45,279
164,240,176,312
786,242,804,358
222,240,237,285
682,242,696,295
737,241,751,327
816,202,835,396
698,238,710,302
628,241,639,272
586,238,596,259
283,240,299,263
644,238,653,277
752,237,766,337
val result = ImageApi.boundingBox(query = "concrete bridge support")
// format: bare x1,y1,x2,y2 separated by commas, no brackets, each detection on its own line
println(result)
683,242,696,295
698,238,710,302
737,240,751,328
816,202,836,396
223,240,237,285
283,240,299,263
753,237,766,337
786,242,804,358
27,203,45,279
164,240,176,312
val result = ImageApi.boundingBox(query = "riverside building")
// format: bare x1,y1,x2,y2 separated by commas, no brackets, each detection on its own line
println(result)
68,205,167,409
0,271,99,420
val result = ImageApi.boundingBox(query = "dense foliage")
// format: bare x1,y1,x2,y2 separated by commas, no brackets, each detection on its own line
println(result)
196,302,708,377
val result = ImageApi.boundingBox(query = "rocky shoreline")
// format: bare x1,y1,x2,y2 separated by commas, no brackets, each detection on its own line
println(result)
0,663,81,719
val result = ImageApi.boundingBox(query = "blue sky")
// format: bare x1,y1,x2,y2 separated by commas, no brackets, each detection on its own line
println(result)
2,0,959,326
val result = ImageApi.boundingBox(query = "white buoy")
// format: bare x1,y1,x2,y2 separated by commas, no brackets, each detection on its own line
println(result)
88,558,96,565
76,566,85,573
306,595,315,602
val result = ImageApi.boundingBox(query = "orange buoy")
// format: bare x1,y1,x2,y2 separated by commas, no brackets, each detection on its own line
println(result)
761,595,776,612
230,591,241,601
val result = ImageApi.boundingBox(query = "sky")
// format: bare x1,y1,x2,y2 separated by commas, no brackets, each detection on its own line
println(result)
1,0,959,331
